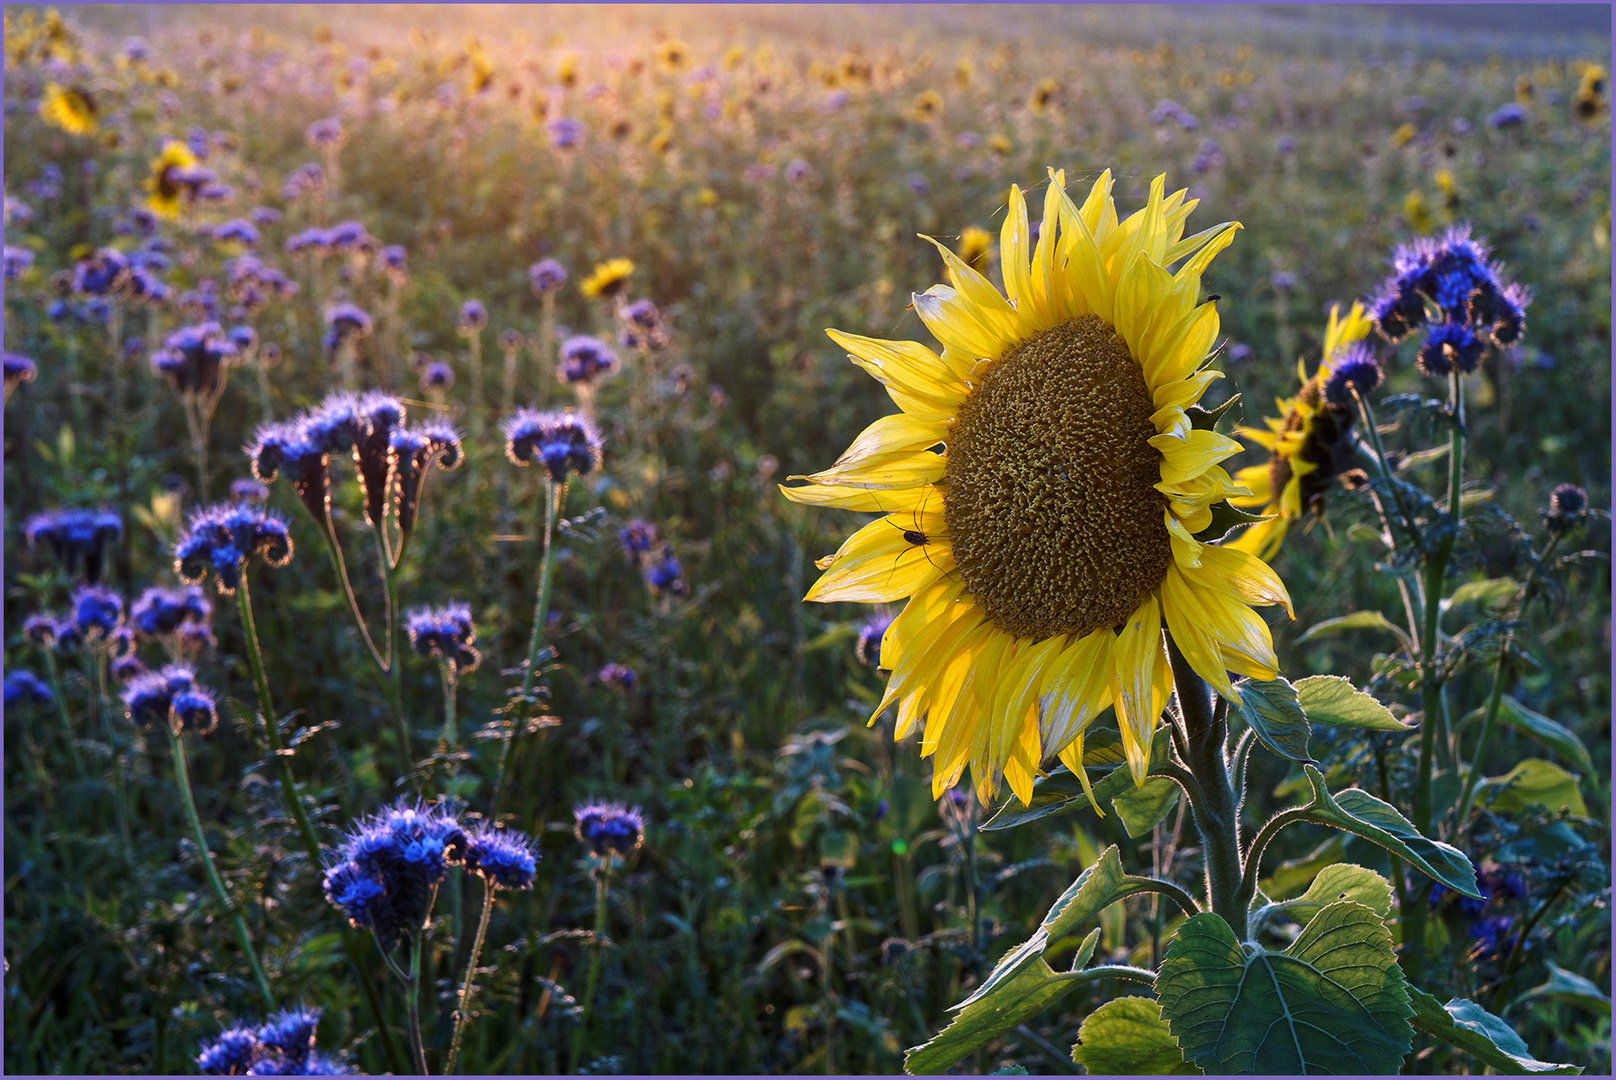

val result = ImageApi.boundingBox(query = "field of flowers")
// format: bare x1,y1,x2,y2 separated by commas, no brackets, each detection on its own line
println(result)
3,4,1610,1075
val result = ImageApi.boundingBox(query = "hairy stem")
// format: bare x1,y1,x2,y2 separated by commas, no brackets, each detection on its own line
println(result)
493,477,562,815
569,864,611,1073
1166,634,1245,934
41,648,85,779
407,932,428,1075
446,878,495,1075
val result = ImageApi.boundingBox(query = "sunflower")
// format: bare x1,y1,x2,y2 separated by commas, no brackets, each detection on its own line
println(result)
580,258,635,300
39,83,97,136
782,169,1292,804
145,139,199,219
1226,301,1374,559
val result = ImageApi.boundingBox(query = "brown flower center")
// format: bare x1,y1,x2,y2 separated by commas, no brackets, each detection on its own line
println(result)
943,315,1171,642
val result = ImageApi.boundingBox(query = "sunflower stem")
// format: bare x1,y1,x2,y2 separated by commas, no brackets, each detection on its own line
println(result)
1165,634,1245,935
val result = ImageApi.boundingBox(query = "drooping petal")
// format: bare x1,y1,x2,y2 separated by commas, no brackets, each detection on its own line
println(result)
1149,428,1244,485
1110,593,1167,786
1039,628,1114,754
831,413,947,468
778,481,937,514
801,450,946,490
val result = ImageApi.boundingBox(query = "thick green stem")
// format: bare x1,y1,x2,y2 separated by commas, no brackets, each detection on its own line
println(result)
493,477,562,814
407,932,428,1075
1166,635,1245,935
446,878,495,1075
167,722,276,1009
570,864,610,1073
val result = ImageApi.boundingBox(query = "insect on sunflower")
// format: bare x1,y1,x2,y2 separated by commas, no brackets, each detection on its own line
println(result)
783,169,1293,805
1226,301,1375,559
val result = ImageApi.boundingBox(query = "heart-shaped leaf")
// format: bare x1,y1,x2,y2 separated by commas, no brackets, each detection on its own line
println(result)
1071,996,1199,1075
1230,677,1313,763
1295,675,1410,731
1111,776,1181,838
1407,987,1581,1073
1300,765,1481,897
1157,902,1414,1074
1250,863,1393,937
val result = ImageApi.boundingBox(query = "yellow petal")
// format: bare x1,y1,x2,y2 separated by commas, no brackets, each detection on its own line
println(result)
1110,593,1166,786
920,237,1022,341
1166,511,1204,569
999,185,1035,318
1228,466,1272,506
1040,628,1114,754
912,287,1016,366
1159,563,1236,697
802,449,946,490
1195,545,1295,620
1149,428,1244,484
1152,368,1222,413
1164,563,1280,685
778,481,937,514
804,517,953,603
1056,732,1105,817
832,413,947,468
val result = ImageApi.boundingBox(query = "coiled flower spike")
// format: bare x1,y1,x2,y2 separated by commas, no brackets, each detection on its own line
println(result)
573,800,645,857
24,507,122,581
390,419,463,536
502,408,603,481
404,602,480,672
174,502,294,594
352,391,406,528
322,799,468,953
463,823,539,889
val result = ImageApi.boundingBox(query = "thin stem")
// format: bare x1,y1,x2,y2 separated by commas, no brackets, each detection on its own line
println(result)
41,648,86,779
236,575,324,863
374,522,415,784
493,476,562,814
446,879,495,1075
407,932,428,1075
1235,807,1314,918
166,722,276,1009
318,512,387,672
569,864,610,1074
438,656,459,761
1123,875,1200,918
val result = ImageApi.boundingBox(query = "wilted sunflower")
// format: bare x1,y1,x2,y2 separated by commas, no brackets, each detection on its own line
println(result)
580,258,634,299
783,170,1292,804
38,83,97,135
145,139,199,219
1227,301,1374,559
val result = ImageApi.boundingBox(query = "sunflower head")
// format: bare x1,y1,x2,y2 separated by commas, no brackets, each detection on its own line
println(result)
784,170,1292,803
911,90,943,123
1228,302,1374,558
145,139,199,220
955,226,993,273
580,258,634,300
655,39,689,75
39,83,97,136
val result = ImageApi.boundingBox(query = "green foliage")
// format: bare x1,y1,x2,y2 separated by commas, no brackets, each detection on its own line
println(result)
1071,996,1198,1075
1479,759,1589,817
1296,610,1412,649
1249,863,1393,937
1230,676,1314,763
1517,963,1611,1016
1293,675,1410,731
1406,988,1582,1074
1158,903,1414,1074
1457,694,1594,775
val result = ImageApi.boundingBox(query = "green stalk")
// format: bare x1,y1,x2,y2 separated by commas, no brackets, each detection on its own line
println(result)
94,653,133,863
41,648,86,779
373,522,414,783
446,878,495,1075
493,476,562,814
166,721,275,1010
569,863,611,1074
407,932,428,1075
438,656,458,761
1166,634,1245,934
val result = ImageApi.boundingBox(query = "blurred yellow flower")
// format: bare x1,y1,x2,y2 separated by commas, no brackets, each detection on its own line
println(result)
557,50,579,88
656,39,690,74
1575,64,1606,121
911,90,943,123
145,139,198,219
988,133,1012,156
1229,302,1374,559
581,258,634,299
955,225,993,272
1027,78,1060,113
38,83,97,135
1403,189,1433,234
955,57,974,89
1390,122,1416,148
785,170,1288,801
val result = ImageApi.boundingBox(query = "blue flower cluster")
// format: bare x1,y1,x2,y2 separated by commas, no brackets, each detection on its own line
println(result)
225,254,298,314
1368,225,1530,376
4,351,37,395
1546,483,1590,533
855,615,892,668
150,320,240,397
644,544,687,598
573,800,645,858
464,823,540,890
131,584,212,639
174,502,294,594
323,302,373,354
458,299,487,332
4,670,54,707
24,507,122,580
617,518,657,559
119,662,218,734
598,662,638,691
1429,859,1527,963
323,800,471,952
1321,343,1386,408
196,1006,348,1075
528,258,566,295
558,335,619,385
619,300,667,351
404,602,480,672
502,408,603,482
71,246,130,296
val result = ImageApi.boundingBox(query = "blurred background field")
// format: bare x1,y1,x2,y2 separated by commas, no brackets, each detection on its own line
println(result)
3,3,1610,1074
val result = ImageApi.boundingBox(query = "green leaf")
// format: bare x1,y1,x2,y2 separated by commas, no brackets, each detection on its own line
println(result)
1193,501,1270,544
990,1066,1030,1075
1251,864,1393,936
1112,777,1181,839
904,931,1101,1075
1157,903,1414,1074
1295,675,1411,731
1071,997,1199,1075
1517,963,1610,1016
1187,393,1239,431
1262,835,1346,900
1299,765,1482,898
1229,677,1314,763
1296,610,1411,649
979,766,1092,831
1406,987,1582,1073
1479,759,1587,817
981,728,1169,832
1457,696,1594,776
1445,577,1521,613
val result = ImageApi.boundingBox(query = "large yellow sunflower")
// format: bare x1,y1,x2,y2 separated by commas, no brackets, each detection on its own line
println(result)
783,169,1293,805
1227,301,1373,559
39,83,97,136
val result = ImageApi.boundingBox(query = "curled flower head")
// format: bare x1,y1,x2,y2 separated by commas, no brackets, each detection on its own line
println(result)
502,408,603,481
71,247,130,297
4,246,34,281
404,602,479,672
1418,320,1483,376
151,321,239,398
598,662,638,691
22,613,67,650
458,299,487,332
257,1006,321,1071
120,662,213,732
573,800,645,857
212,218,260,249
170,685,219,734
4,670,54,708
390,420,463,535
196,1026,261,1075
420,361,455,391
547,116,583,149
306,116,344,148
323,303,373,353
25,508,122,581
174,503,294,593
1321,343,1384,407
620,299,667,350
1545,483,1590,533
463,823,539,889
232,478,270,503
617,518,657,558
131,584,211,637
352,391,407,528
855,616,892,668
5,352,38,398
529,258,566,295
498,328,524,352
72,584,124,641
558,335,619,384
324,799,467,951
580,257,633,299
